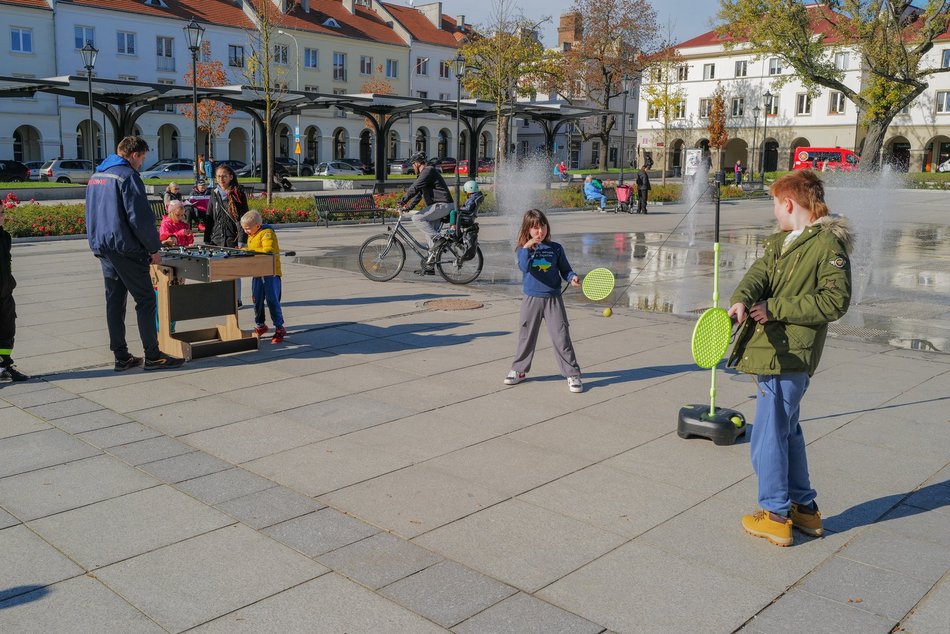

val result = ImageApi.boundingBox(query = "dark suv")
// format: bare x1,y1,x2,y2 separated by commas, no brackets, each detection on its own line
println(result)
274,157,313,176
0,160,30,182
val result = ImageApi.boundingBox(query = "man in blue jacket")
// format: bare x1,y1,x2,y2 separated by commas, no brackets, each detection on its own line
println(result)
85,136,184,371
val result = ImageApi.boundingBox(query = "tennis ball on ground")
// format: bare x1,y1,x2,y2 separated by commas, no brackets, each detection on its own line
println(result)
603,307,612,318
730,415,744,428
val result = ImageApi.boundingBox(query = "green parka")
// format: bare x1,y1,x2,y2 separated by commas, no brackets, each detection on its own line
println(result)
727,215,853,377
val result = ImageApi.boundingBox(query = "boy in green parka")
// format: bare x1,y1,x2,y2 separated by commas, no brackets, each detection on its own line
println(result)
727,170,852,546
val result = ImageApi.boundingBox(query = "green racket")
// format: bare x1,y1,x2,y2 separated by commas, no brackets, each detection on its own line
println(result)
581,267,616,301
691,307,732,369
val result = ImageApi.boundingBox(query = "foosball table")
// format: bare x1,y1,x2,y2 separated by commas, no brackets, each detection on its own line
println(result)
150,246,276,360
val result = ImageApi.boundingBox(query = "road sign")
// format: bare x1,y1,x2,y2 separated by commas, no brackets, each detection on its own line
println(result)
294,142,301,155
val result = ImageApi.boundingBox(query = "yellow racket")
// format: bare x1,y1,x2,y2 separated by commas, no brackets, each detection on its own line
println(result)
580,267,616,301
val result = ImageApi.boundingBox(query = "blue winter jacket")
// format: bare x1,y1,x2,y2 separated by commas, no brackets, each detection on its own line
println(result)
85,154,161,258
516,241,577,298
583,180,604,200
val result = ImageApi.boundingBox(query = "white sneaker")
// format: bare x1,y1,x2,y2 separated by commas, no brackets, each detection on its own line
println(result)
568,376,583,393
504,370,526,385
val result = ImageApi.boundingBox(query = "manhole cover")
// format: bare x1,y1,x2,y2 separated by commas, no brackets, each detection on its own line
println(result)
424,299,484,311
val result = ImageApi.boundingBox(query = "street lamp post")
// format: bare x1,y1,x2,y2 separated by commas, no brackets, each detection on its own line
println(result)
183,18,205,184
761,90,772,186
751,104,760,184
619,74,630,186
452,52,466,228
278,30,301,177
79,43,98,163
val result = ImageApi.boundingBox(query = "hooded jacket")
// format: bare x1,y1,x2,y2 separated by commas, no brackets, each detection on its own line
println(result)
85,154,161,258
0,226,14,297
207,185,248,248
727,215,853,377
399,165,453,209
246,224,282,277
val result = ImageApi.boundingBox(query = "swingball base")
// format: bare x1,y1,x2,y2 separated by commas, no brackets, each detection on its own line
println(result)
677,404,746,446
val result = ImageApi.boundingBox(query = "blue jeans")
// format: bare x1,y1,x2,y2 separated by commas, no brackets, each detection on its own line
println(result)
252,276,284,328
750,373,815,517
587,194,607,209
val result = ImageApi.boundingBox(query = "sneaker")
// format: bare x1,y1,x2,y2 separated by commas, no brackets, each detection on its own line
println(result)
0,365,30,382
254,324,269,337
790,502,824,537
271,326,287,344
568,376,583,393
144,353,185,371
114,355,144,372
742,510,793,547
504,370,526,385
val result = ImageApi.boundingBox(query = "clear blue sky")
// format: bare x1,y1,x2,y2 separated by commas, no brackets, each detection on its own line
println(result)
436,0,719,47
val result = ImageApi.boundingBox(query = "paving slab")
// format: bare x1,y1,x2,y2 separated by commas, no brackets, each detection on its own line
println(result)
215,485,324,529
0,525,84,602
0,575,165,634
191,573,447,633
0,506,18,529
453,592,605,634
415,499,627,593
94,524,327,633
129,395,272,437
0,428,98,478
0,454,158,520
138,451,232,484
48,408,132,433
380,561,517,629
0,406,51,439
25,397,105,421
263,507,379,557
180,413,333,464
876,503,950,549
76,421,162,448
836,527,950,585
174,467,276,505
316,531,443,590
29,485,234,569
745,589,895,633
1,385,77,408
897,574,950,634
108,435,194,465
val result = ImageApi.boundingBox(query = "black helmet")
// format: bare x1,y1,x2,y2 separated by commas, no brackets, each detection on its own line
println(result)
409,151,428,165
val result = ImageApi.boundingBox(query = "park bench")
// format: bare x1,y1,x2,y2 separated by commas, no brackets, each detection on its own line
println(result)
313,192,388,227
149,198,167,220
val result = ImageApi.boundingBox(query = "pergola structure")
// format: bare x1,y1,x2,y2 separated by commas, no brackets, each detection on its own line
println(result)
0,75,611,186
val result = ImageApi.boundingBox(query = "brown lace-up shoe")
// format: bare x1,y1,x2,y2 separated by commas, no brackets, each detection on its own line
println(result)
742,510,793,547
790,502,824,537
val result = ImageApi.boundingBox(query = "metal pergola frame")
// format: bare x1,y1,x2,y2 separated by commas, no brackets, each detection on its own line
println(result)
0,75,613,186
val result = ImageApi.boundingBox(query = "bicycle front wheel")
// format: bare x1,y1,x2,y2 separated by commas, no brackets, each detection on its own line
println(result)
358,234,406,281
435,242,483,285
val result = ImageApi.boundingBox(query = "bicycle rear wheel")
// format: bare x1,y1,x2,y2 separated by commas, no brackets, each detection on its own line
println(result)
435,242,483,284
358,234,406,281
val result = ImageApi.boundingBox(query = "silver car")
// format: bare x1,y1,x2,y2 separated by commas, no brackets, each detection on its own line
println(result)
24,161,45,181
315,161,364,176
139,162,199,180
39,159,94,184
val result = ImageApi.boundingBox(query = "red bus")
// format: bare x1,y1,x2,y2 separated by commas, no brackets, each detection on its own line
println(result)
792,147,860,171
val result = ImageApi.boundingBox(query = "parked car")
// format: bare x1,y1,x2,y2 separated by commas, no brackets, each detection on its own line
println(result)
428,157,457,174
212,159,246,173
315,161,364,176
139,162,198,180
275,156,314,176
792,147,859,171
144,158,193,172
24,161,45,181
235,162,290,178
339,158,373,174
457,158,494,176
39,159,94,184
935,158,950,172
0,160,31,182
388,158,412,175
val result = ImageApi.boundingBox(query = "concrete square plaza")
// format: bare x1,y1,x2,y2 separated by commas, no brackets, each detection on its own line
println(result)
1,190,948,632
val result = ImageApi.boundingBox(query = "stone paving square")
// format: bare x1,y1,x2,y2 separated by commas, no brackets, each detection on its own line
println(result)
0,525,84,602
180,413,334,464
0,406,50,438
94,524,327,632
263,507,379,557
0,428,98,478
25,397,104,421
47,408,133,433
76,421,161,448
107,435,195,465
214,485,324,529
316,531,443,590
138,450,232,484
453,592,604,634
173,467,276,505
743,589,895,633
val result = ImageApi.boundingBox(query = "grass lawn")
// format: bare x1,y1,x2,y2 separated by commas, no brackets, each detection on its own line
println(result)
0,181,83,189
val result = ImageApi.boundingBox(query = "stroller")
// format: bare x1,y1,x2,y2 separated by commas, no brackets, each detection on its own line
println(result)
614,184,635,214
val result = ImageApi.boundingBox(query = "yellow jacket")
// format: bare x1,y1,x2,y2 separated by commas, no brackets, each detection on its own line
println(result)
246,225,281,276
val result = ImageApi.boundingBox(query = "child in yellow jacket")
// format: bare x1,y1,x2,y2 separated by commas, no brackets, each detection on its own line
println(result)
240,211,286,344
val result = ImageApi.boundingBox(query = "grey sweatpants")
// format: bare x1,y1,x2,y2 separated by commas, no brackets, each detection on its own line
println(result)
412,202,453,248
511,295,581,378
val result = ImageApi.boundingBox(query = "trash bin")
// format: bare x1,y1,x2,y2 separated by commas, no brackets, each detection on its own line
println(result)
714,170,726,185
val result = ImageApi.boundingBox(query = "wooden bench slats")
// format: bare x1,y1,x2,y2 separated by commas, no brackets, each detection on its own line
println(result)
313,193,387,227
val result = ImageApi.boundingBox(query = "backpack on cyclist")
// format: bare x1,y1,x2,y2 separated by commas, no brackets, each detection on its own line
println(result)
459,223,479,261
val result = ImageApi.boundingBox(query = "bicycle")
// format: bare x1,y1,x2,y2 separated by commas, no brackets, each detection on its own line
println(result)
358,210,484,284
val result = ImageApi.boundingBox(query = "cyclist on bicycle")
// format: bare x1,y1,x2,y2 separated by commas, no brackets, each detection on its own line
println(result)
397,151,454,275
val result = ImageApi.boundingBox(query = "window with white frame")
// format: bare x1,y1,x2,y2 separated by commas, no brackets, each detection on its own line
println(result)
304,48,318,68
304,84,319,93
703,63,715,80
117,31,136,55
936,91,950,113
156,36,174,72
767,95,779,116
834,52,848,70
735,60,747,77
647,104,659,120
11,27,33,53
74,26,94,49
699,98,711,118
415,57,429,76
274,44,288,65
675,100,686,119
228,45,244,68
274,82,288,91
677,65,688,81
731,97,744,117
796,93,812,115
386,59,398,78
157,78,175,111
943,50,950,68
360,55,373,75
652,68,662,82
118,74,137,81
627,114,635,131
829,91,846,114
416,90,428,98
768,57,782,75
439,92,450,100
439,60,451,79
333,52,346,81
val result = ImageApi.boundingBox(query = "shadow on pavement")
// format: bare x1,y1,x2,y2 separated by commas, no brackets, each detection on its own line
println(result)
0,585,52,608
282,292,462,308
826,480,950,533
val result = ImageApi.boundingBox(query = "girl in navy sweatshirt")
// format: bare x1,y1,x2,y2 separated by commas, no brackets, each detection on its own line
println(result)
505,209,583,393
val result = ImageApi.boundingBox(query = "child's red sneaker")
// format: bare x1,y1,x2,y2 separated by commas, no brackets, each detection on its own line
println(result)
271,326,287,344
254,324,269,337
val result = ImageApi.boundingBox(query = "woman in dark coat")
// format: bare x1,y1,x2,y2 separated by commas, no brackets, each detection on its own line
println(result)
205,164,248,247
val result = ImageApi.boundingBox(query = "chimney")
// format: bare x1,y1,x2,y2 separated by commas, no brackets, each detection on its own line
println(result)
342,0,355,14
417,2,442,29
302,0,310,12
558,12,582,51
455,14,465,32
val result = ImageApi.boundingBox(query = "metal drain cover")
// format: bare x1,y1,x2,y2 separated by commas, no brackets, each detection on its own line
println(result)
423,299,484,311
